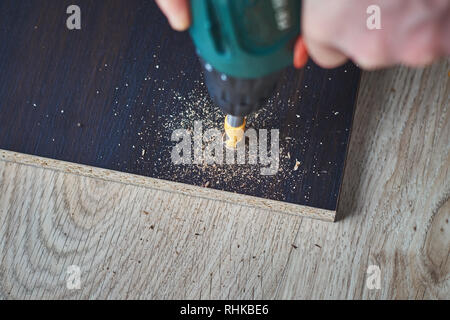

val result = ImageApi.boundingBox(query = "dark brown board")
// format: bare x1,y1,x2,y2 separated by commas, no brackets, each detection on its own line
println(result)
0,0,360,215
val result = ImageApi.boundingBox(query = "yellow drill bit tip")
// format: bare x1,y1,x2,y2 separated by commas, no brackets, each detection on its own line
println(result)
224,116,246,149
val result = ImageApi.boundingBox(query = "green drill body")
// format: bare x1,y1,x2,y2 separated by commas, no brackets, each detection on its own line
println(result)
189,0,301,143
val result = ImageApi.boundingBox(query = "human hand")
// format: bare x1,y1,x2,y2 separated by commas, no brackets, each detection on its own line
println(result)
156,0,450,69
303,0,450,69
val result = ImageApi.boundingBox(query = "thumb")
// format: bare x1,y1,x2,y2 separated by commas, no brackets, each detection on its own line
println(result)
303,36,348,69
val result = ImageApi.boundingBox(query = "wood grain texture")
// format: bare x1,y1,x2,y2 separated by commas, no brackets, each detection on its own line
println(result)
0,61,448,299
277,59,449,299
0,160,302,299
0,0,361,219
0,150,335,222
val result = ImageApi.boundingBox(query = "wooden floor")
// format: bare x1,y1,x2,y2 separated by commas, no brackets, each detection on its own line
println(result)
0,60,448,299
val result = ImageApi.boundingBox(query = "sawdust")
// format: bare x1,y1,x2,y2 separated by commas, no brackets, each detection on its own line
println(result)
122,60,344,205
293,160,301,171
132,76,309,201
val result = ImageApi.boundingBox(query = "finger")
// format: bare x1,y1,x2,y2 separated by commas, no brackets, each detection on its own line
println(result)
303,36,348,69
155,0,191,31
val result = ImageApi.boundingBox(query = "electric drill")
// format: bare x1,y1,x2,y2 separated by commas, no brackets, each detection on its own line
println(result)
189,0,304,148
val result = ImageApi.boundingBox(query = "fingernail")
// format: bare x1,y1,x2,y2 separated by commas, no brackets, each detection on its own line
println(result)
294,36,308,68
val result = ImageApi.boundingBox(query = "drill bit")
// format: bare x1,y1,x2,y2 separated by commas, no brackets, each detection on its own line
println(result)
224,115,246,149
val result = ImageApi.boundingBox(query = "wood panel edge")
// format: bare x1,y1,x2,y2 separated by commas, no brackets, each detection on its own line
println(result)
0,149,336,222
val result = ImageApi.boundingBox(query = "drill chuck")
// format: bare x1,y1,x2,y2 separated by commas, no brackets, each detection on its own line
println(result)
200,58,282,118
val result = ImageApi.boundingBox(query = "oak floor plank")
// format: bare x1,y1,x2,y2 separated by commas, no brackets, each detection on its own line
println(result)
276,60,449,299
0,161,302,299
